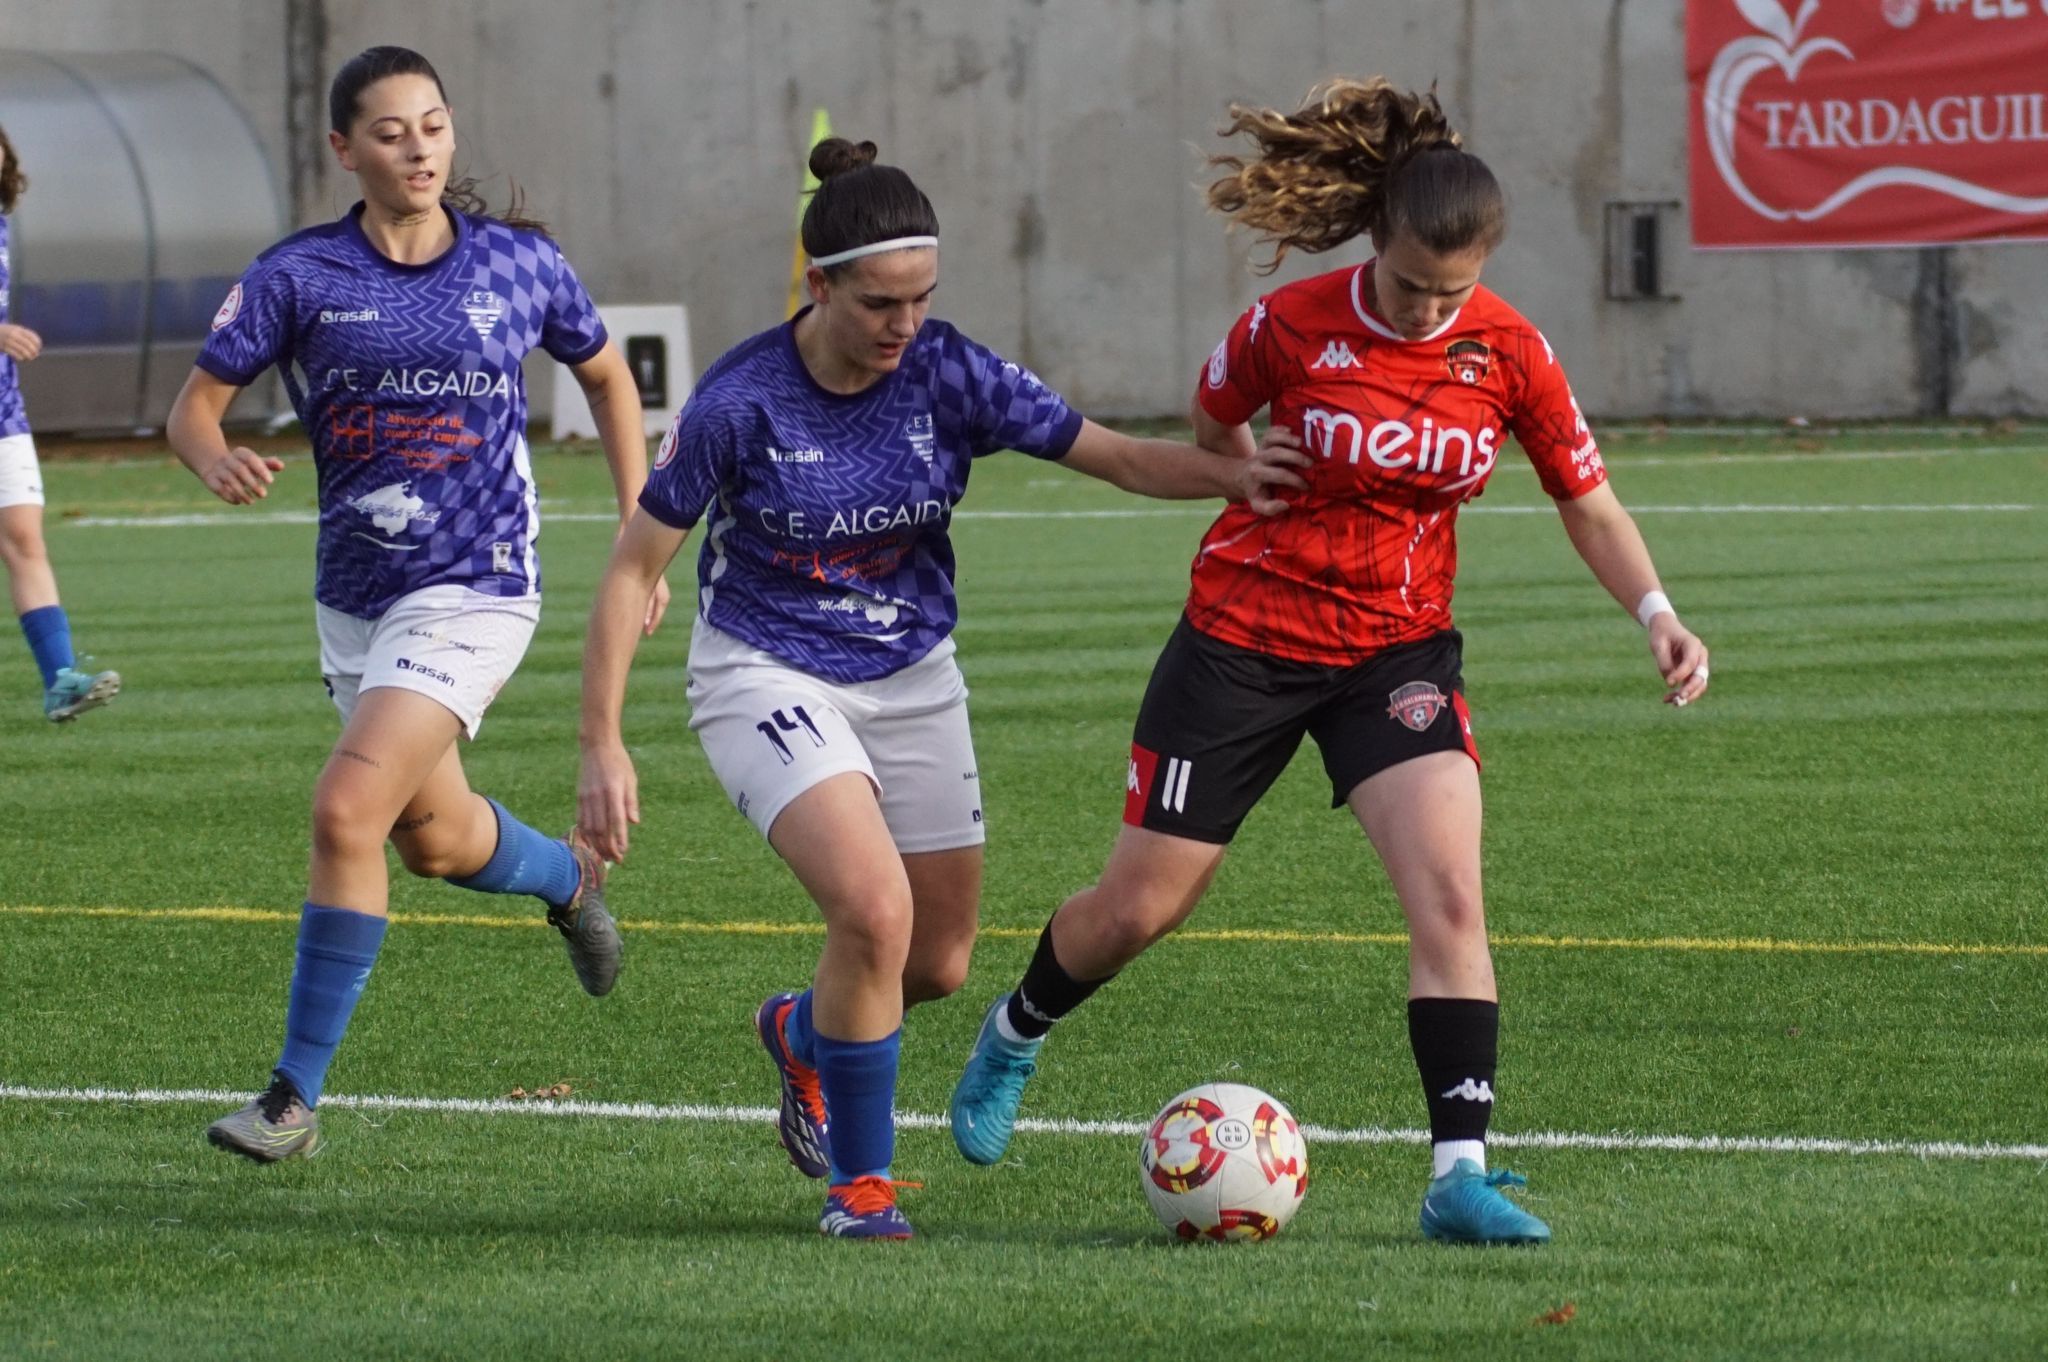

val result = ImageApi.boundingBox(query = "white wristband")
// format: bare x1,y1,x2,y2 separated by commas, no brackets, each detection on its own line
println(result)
1635,590,1675,629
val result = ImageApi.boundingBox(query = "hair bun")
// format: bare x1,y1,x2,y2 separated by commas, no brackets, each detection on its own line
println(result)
809,137,880,181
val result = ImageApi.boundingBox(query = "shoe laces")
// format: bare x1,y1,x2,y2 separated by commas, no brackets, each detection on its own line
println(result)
1482,1168,1528,1191
964,1045,1036,1103
258,1075,300,1123
830,1176,921,1216
791,1063,828,1129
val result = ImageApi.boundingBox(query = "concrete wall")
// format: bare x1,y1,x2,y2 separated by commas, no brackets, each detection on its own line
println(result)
6,0,2045,419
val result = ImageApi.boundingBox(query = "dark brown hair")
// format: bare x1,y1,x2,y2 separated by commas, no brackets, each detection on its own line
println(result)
1207,77,1505,273
328,45,548,235
0,125,25,215
800,138,939,275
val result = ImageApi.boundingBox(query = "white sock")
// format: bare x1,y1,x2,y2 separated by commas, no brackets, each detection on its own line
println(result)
992,999,1034,1046
1432,1139,1485,1179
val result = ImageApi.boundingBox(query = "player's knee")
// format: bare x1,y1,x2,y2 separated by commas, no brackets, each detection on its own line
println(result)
903,945,972,1005
1411,874,1486,943
828,889,915,972
309,785,391,863
392,830,467,879
0,518,46,568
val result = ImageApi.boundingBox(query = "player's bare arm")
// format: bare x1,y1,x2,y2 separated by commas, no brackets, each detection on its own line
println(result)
571,339,672,634
1555,482,1710,705
166,368,285,505
577,508,689,861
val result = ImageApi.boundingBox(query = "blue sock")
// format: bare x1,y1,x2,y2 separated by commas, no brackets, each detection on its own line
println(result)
815,1029,901,1182
444,797,580,908
274,902,389,1107
19,605,73,690
783,989,818,1069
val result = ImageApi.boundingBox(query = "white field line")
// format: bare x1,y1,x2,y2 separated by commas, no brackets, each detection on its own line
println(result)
59,501,2038,530
4,1083,2043,1163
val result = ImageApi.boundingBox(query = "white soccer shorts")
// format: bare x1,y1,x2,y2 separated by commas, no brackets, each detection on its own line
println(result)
316,584,541,739
0,432,45,509
686,618,986,852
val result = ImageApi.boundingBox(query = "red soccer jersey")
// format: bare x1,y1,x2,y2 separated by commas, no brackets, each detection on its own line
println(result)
1190,260,1607,665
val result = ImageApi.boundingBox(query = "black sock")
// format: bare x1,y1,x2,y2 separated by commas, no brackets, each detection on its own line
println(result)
1005,918,1116,1040
1409,997,1499,1145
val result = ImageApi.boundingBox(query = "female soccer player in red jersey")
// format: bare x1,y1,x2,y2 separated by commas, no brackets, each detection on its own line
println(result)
950,78,1710,1244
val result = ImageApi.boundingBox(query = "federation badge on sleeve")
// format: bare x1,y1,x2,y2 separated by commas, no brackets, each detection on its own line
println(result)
211,283,243,331
1444,338,1491,385
1386,680,1447,732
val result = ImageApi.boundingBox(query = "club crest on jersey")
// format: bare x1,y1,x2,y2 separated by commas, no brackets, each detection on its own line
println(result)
1444,339,1492,385
212,283,243,332
462,290,504,338
1386,680,1447,732
906,413,935,463
1206,339,1228,390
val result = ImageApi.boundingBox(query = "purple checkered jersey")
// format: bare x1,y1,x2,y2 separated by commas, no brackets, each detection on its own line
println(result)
0,216,29,439
640,314,1084,683
197,204,608,618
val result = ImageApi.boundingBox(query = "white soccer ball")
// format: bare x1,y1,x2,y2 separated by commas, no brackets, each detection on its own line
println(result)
1139,1082,1308,1242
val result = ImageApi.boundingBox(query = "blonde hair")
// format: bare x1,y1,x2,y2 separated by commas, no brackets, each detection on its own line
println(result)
1206,77,1505,273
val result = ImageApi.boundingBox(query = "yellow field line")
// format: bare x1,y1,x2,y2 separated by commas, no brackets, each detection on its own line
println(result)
2,903,2042,958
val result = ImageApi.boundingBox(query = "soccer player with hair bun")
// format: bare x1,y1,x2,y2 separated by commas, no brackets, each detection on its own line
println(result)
0,123,122,722
168,45,671,1163
950,78,1711,1245
577,136,1301,1239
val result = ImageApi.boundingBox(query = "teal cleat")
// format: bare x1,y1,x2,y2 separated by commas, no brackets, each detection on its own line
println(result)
948,997,1042,1166
44,665,120,723
1420,1158,1551,1245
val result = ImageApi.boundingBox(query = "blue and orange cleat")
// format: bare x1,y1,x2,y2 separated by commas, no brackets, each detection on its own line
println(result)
1419,1159,1551,1245
819,1176,917,1240
756,992,830,1179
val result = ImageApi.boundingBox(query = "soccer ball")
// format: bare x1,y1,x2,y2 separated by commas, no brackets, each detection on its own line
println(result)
1140,1082,1308,1242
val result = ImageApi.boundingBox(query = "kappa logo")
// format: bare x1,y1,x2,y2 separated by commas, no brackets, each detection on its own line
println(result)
1310,339,1362,370
1444,338,1492,385
1387,680,1448,732
1440,1078,1495,1103
211,283,243,332
462,290,504,338
1247,299,1267,339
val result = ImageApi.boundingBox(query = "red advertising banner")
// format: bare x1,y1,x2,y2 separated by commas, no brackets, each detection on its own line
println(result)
1688,0,2048,248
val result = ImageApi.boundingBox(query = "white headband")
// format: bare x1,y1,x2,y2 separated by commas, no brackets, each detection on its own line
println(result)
810,235,939,268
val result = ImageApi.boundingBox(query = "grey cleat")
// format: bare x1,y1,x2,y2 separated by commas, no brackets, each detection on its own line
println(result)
206,1075,322,1163
549,829,622,997
44,665,120,722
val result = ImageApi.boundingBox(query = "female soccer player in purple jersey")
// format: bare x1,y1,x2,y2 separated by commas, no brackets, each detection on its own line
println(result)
165,47,672,1162
575,138,1301,1239
0,125,122,722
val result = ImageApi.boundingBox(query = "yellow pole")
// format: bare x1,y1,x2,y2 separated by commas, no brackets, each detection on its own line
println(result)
788,107,833,317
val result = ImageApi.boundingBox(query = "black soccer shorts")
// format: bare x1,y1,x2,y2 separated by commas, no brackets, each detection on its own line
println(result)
1121,617,1479,845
